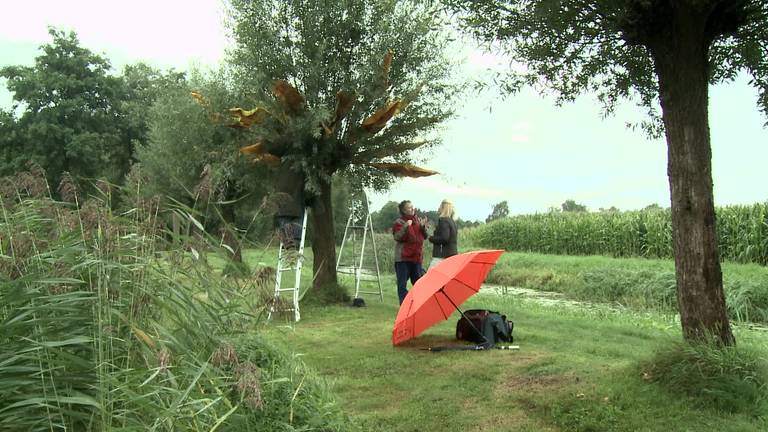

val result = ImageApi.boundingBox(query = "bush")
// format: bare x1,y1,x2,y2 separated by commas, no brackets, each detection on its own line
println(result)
643,338,768,415
578,267,678,311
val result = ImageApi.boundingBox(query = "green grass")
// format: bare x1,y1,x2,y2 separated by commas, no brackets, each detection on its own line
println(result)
220,237,768,430
259,281,768,431
7,182,765,431
243,237,768,327
485,251,768,324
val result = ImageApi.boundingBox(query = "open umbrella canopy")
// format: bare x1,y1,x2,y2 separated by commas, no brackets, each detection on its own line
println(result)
392,250,504,345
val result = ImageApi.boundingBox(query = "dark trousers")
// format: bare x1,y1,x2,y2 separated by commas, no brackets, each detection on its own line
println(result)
275,215,303,246
395,261,424,304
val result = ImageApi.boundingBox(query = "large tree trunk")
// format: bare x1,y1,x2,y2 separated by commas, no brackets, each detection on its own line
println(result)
220,199,242,263
651,6,734,345
310,178,339,293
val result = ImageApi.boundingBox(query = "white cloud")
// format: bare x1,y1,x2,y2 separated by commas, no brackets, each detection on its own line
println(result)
413,176,508,199
2,1,229,70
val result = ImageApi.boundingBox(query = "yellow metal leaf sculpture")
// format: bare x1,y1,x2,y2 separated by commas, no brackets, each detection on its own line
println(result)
362,100,402,134
250,153,281,168
191,91,226,124
190,91,209,107
333,91,356,125
368,162,438,178
239,141,267,155
273,80,305,115
191,50,438,179
229,107,270,128
321,91,357,137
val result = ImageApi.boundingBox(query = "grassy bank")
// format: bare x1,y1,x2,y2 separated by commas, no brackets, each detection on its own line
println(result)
484,252,768,324
237,235,768,325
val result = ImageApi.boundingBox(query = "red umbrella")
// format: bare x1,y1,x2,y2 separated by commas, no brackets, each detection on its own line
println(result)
392,250,504,345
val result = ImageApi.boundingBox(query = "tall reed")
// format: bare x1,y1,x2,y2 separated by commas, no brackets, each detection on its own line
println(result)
0,170,351,431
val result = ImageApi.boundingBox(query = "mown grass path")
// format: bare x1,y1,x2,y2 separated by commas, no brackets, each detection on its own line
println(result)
262,276,768,431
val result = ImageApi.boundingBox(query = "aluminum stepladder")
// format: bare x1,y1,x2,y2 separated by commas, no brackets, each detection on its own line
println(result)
268,207,309,322
335,199,383,302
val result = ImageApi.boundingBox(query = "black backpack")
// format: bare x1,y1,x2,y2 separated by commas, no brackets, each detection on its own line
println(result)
456,309,513,346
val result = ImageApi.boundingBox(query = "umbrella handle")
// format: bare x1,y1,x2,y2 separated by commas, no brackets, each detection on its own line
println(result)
442,291,490,346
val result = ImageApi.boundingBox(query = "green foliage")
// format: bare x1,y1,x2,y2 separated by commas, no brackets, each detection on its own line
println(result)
0,28,128,186
0,183,351,431
0,29,186,192
419,209,439,225
561,199,587,213
0,109,24,176
644,338,768,415
467,203,768,265
444,0,768,130
120,62,187,153
137,70,270,245
485,200,509,223
371,201,400,232
226,0,458,193
374,232,397,274
455,217,481,230
140,72,235,201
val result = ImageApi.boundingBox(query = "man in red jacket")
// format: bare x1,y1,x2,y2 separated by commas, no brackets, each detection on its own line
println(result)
392,200,429,304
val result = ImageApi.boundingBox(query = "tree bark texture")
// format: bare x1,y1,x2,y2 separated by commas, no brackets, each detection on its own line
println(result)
651,4,734,345
310,178,339,291
220,201,242,263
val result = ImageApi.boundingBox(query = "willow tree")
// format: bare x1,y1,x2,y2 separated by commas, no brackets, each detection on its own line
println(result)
141,74,271,265
445,0,768,345
222,0,457,297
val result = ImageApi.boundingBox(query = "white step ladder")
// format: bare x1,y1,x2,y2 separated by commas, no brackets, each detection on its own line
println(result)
336,201,383,302
269,208,309,322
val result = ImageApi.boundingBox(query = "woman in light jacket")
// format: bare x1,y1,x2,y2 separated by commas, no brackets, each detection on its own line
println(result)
427,199,458,270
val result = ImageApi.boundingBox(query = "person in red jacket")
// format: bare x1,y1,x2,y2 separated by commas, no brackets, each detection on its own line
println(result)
392,200,429,304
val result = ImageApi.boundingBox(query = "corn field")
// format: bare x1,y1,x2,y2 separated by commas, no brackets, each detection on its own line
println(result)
465,203,768,265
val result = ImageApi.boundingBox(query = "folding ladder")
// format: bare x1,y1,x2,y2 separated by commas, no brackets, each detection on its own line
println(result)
336,201,383,302
269,208,309,322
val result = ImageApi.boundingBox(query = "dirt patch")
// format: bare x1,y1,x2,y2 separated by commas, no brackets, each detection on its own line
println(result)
464,371,565,432
493,352,575,398
467,412,561,432
499,373,572,393
461,354,575,432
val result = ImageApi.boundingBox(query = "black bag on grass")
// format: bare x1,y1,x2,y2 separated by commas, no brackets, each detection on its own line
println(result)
455,309,513,345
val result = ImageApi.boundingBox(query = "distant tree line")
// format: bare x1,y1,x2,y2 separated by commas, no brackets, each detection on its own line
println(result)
370,200,481,232
0,29,185,190
368,198,611,231
0,28,357,255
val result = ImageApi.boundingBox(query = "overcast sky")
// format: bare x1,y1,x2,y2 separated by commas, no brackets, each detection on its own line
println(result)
2,1,767,221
